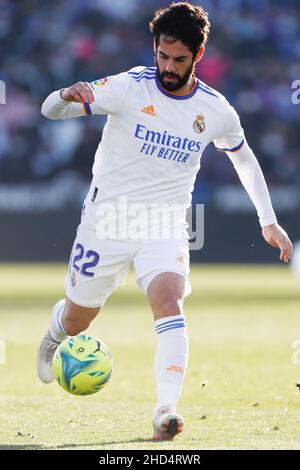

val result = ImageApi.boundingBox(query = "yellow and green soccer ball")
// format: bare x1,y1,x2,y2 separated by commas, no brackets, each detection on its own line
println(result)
52,335,113,396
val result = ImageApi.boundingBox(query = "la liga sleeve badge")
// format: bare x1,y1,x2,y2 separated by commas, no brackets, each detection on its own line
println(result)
92,77,109,88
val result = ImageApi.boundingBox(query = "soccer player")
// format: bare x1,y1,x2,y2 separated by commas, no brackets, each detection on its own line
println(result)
37,2,293,440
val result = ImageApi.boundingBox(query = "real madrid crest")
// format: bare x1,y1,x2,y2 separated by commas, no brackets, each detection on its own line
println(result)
193,114,206,133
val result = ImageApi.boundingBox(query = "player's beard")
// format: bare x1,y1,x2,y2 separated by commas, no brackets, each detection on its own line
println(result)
156,59,194,92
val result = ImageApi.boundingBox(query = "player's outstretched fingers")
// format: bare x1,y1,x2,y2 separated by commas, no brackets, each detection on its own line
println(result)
262,224,293,263
279,245,285,262
279,236,293,263
283,239,293,263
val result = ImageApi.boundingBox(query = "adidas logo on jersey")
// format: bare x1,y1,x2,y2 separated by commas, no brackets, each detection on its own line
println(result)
141,105,156,116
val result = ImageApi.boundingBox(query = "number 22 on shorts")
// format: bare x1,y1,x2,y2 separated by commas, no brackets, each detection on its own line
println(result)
72,243,100,277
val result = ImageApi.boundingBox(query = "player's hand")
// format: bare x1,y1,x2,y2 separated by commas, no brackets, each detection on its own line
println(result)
262,223,293,263
60,82,95,104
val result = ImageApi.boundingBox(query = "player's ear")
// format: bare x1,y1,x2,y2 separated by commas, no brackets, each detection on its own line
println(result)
195,46,205,64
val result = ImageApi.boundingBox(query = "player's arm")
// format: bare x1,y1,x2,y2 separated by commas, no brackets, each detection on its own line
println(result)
41,74,129,120
214,104,292,263
41,81,95,120
225,141,293,263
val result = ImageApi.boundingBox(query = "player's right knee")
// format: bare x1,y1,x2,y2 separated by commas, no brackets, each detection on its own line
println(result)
63,318,91,336
62,302,101,336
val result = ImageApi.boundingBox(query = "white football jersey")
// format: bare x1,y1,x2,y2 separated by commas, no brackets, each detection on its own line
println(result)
41,66,277,232
83,66,244,213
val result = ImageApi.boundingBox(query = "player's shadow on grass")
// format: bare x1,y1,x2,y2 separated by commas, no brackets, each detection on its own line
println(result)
0,445,44,450
53,438,155,449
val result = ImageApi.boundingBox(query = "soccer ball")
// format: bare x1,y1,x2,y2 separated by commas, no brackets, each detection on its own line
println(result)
52,334,113,396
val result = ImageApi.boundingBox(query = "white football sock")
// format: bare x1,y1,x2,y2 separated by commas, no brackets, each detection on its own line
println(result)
49,299,67,343
154,314,188,414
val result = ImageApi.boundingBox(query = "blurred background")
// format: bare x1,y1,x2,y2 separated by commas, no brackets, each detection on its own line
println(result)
0,0,299,262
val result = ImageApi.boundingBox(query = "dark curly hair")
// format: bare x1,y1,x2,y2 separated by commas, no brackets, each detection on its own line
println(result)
149,2,210,57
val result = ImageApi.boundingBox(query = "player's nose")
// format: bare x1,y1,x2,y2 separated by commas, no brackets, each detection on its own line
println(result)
164,60,176,73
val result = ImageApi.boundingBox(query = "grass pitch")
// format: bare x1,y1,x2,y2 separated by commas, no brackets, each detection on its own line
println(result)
0,263,300,450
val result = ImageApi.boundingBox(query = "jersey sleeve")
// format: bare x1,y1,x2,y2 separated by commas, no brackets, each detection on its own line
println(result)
226,139,277,227
213,103,245,153
88,73,130,115
41,73,130,120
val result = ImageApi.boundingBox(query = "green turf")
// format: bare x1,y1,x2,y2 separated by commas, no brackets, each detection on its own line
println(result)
0,263,300,450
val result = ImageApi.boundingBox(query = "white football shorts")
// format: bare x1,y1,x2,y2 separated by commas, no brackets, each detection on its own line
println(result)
65,218,191,308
